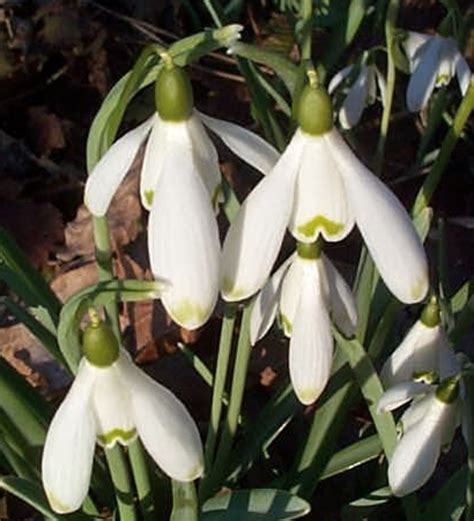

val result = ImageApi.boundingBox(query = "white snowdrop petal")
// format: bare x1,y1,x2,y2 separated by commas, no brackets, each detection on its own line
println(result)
289,264,333,405
328,64,354,94
322,254,357,337
454,54,472,96
85,115,154,216
388,397,456,496
121,356,204,481
198,111,280,175
375,67,387,106
289,132,354,243
90,363,135,447
326,129,428,304
42,360,97,513
377,381,432,413
187,114,222,206
437,335,460,380
140,115,167,210
403,31,432,69
148,125,220,329
250,254,294,345
380,321,441,387
399,393,433,434
406,37,443,112
339,67,370,129
279,255,307,337
221,132,306,301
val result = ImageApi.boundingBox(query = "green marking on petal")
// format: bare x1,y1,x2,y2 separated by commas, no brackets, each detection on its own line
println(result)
46,491,72,514
279,313,292,337
297,215,344,239
144,190,154,207
222,277,246,301
410,276,428,303
171,300,208,327
186,462,204,481
97,428,137,447
435,74,450,87
296,388,319,405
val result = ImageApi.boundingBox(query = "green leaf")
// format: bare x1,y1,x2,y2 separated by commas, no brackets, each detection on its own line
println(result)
201,489,310,520
0,476,92,521
227,384,301,482
230,42,298,94
320,434,382,481
58,279,165,372
1,297,64,364
342,486,392,520
0,229,61,326
0,358,49,447
419,466,467,521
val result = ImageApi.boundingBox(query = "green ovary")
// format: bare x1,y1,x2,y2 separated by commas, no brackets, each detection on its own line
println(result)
171,299,208,326
97,428,137,447
297,215,344,238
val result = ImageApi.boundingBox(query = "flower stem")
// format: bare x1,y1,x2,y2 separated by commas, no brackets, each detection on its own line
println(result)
105,445,137,521
300,0,313,61
200,304,252,500
92,216,120,337
128,439,155,521
374,0,399,175
170,480,198,521
463,370,474,520
202,305,237,474
412,79,474,217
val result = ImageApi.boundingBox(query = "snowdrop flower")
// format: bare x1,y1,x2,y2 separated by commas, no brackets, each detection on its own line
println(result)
381,297,459,387
250,242,357,404
85,61,279,329
42,318,203,513
222,80,428,304
378,376,461,496
328,61,386,129
402,30,471,112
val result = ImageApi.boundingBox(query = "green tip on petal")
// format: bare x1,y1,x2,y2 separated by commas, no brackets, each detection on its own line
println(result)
144,189,154,207
83,316,119,367
170,299,207,328
155,66,194,122
46,492,73,514
413,370,438,385
279,312,293,336
296,241,322,260
296,84,333,136
436,376,460,404
420,295,440,328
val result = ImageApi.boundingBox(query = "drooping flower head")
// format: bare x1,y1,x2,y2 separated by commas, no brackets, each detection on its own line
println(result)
42,316,204,513
381,296,459,388
328,55,386,129
85,55,279,330
222,73,428,305
251,242,357,404
378,375,461,496
402,30,471,112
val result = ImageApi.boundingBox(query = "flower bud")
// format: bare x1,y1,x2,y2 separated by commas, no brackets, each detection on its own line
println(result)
296,84,333,136
83,317,119,367
436,376,459,404
155,65,194,122
420,295,440,328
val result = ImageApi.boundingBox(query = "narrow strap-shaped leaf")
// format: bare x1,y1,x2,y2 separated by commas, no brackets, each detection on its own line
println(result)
0,229,61,325
0,476,93,521
201,489,310,520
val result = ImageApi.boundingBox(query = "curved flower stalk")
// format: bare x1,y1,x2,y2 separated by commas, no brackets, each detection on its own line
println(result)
85,62,279,329
222,81,428,304
378,376,461,496
402,30,471,112
381,297,459,387
328,61,386,129
250,242,357,404
42,319,203,514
